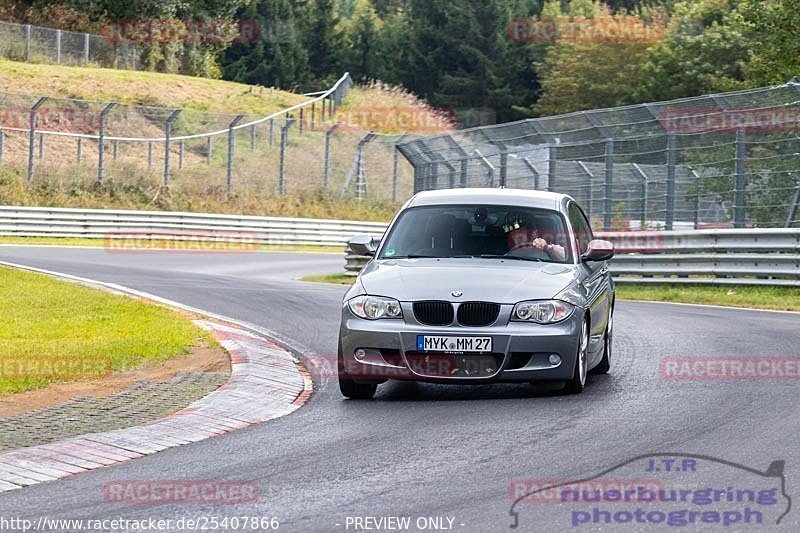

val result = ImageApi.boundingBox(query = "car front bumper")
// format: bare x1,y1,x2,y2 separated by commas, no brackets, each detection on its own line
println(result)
339,303,583,384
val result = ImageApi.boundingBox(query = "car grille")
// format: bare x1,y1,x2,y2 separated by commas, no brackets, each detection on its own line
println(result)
413,301,454,326
404,352,504,377
457,302,501,327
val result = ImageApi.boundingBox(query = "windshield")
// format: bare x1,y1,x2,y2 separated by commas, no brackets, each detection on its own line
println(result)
378,205,573,264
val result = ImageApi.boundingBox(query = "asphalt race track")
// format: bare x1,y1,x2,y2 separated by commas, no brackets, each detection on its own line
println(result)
0,246,798,531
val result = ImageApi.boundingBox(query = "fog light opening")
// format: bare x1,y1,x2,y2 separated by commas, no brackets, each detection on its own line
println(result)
354,349,367,361
548,354,561,366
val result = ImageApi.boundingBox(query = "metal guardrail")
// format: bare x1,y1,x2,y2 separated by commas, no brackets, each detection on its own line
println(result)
1,206,797,285
343,228,800,287
0,206,387,247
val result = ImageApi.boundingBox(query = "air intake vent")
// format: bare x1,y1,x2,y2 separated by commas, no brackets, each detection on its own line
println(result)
413,301,454,326
457,302,500,327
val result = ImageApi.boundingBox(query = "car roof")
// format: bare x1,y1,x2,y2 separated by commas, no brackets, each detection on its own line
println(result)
405,188,572,211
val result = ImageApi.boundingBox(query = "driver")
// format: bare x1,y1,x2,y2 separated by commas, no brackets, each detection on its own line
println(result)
506,213,567,261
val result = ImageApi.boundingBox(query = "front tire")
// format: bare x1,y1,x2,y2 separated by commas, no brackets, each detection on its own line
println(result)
564,319,589,394
338,378,377,399
337,350,378,399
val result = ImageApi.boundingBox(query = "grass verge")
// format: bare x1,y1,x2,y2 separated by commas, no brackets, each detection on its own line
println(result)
0,59,303,113
300,273,355,285
0,265,215,394
0,167,399,222
615,283,800,312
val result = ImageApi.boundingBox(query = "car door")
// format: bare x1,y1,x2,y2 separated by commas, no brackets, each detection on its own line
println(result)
568,202,611,365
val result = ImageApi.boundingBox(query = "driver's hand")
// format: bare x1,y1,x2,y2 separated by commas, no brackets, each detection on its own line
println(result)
531,238,548,250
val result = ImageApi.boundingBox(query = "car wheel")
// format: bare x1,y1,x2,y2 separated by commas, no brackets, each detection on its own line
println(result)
339,378,378,399
337,351,378,399
591,310,612,375
564,318,589,394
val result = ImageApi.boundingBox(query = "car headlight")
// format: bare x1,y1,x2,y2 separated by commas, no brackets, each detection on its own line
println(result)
511,300,574,324
348,295,403,320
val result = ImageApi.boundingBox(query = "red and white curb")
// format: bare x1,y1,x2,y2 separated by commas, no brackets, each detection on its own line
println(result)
0,319,313,493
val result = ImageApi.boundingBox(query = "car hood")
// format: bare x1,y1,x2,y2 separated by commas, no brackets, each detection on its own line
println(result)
359,259,580,303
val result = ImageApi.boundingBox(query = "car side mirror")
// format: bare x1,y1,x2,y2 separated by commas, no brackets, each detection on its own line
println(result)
348,235,379,257
582,239,615,262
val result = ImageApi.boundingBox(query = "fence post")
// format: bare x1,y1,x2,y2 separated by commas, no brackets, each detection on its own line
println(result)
603,139,614,230
475,149,495,188
442,135,469,188
38,133,44,159
321,99,327,124
268,118,274,147
547,145,557,192
179,140,184,169
665,133,676,231
734,128,746,228
77,138,82,164
323,123,341,188
163,109,181,186
112,140,118,160
392,133,409,202
341,132,377,199
578,161,594,219
147,142,153,169
279,118,296,196
97,102,115,182
24,24,31,61
632,163,649,227
299,108,304,134
227,115,245,196
522,157,539,190
27,97,47,181
786,176,800,228
498,145,508,188
55,30,61,64
84,33,90,64
311,102,316,130
206,137,212,164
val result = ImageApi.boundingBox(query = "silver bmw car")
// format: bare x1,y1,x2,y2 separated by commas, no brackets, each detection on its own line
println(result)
338,188,615,398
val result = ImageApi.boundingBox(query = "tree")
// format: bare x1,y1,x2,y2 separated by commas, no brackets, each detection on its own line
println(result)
633,0,749,102
530,1,658,116
740,0,800,86
400,0,522,122
303,0,346,85
219,0,310,88
343,0,383,80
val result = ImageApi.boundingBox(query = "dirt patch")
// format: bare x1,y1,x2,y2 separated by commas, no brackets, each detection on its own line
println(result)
0,344,230,419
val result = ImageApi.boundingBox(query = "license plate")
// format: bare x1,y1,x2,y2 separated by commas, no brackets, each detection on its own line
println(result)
417,335,492,353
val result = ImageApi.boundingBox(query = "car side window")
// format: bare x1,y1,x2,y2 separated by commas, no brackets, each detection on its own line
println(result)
568,203,593,255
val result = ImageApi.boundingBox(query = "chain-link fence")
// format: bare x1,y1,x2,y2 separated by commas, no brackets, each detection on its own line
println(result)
0,20,142,69
398,80,800,229
0,73,423,202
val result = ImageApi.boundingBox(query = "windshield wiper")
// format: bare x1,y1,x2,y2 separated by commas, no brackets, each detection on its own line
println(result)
479,254,544,262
